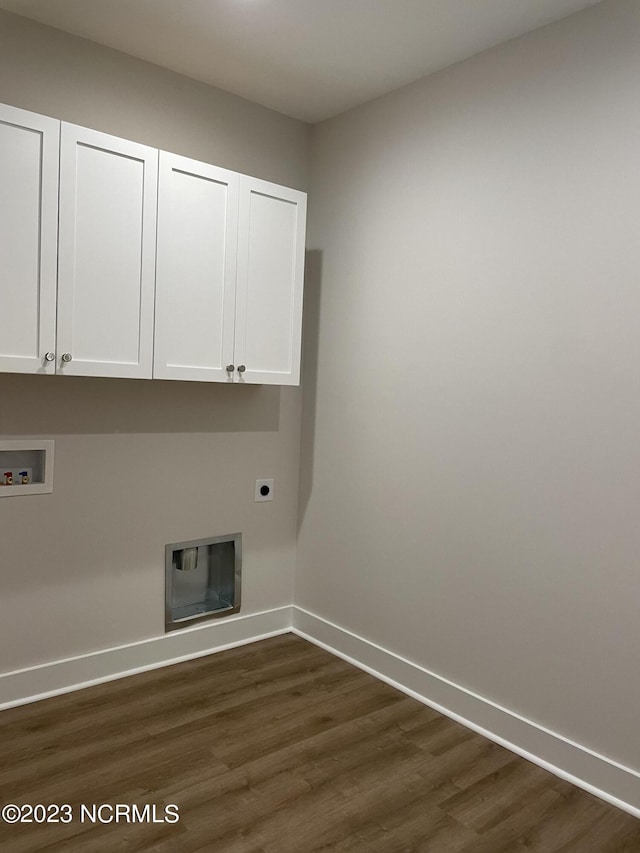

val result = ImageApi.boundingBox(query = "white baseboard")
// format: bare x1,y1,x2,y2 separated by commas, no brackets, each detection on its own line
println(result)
2,601,639,819
292,606,640,819
0,605,292,711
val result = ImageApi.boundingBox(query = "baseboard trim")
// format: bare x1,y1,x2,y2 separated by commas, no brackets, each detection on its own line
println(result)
292,606,640,818
0,605,293,711
2,601,638,819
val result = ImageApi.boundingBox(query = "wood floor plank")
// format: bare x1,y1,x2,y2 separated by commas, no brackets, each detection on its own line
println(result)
517,786,622,851
0,645,341,767
213,679,402,770
456,788,563,853
341,806,478,853
1,633,638,852
400,714,479,757
447,738,515,790
439,758,553,831
553,806,640,853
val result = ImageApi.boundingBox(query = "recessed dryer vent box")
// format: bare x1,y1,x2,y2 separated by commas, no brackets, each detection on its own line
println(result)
165,533,241,632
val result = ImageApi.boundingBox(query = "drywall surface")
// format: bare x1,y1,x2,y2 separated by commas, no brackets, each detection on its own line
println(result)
0,10,310,672
297,0,640,773
0,11,308,188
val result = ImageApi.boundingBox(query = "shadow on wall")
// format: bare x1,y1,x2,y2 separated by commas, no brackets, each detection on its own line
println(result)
0,373,281,434
298,249,323,531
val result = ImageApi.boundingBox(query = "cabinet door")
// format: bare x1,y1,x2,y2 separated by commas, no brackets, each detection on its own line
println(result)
0,104,59,375
57,124,158,379
154,152,238,382
234,176,306,385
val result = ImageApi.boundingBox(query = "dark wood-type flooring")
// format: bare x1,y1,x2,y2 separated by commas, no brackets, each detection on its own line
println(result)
0,633,638,852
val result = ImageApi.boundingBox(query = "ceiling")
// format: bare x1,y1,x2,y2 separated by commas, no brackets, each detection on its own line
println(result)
0,0,604,123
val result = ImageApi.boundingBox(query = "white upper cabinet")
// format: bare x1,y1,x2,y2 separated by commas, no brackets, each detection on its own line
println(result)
57,124,158,379
0,101,306,386
0,104,59,375
154,152,239,382
155,158,307,385
234,176,307,385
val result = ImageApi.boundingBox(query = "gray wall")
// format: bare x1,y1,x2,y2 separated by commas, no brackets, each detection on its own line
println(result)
3,0,640,784
0,10,310,672
297,0,640,772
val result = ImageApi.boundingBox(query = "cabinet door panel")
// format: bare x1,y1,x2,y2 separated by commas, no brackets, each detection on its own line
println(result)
235,177,306,385
154,152,238,381
57,124,158,378
0,104,58,375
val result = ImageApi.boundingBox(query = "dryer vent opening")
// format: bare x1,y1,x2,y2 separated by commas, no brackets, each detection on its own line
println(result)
165,533,241,631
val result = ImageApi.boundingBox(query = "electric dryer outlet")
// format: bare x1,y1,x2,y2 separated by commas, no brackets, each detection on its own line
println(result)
254,479,274,501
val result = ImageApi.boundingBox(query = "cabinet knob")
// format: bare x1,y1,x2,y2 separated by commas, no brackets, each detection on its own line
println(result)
44,352,55,362
237,365,246,374
61,353,72,363
226,364,235,373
